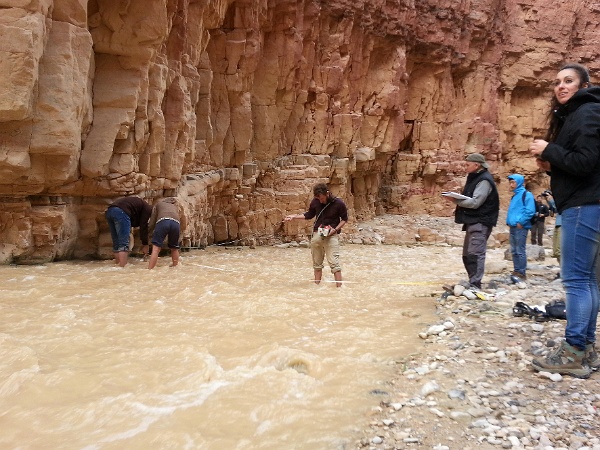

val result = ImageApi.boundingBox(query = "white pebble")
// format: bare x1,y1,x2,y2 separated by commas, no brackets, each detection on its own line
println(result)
538,371,562,382
429,407,445,417
421,380,440,397
508,435,521,447
427,325,446,336
454,285,466,296
443,321,455,330
463,290,477,300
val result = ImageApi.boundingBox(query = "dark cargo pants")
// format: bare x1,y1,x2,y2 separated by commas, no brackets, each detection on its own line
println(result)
462,223,493,288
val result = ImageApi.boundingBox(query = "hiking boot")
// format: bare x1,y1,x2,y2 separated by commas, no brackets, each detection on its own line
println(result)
585,343,600,370
531,340,591,378
511,271,527,280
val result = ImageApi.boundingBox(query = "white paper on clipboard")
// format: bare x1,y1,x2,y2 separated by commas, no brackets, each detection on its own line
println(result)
442,191,470,200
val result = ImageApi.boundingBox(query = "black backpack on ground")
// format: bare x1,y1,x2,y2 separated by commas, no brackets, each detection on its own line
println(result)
545,300,566,320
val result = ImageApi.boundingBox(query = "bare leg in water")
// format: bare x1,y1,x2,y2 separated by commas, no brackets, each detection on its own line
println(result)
116,251,128,267
334,271,342,288
314,269,343,287
170,249,180,267
148,246,161,269
314,269,322,284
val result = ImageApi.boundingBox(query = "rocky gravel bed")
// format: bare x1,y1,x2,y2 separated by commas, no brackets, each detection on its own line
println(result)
354,268,600,450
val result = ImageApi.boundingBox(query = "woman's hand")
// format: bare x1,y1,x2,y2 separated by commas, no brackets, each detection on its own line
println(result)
529,139,548,158
535,158,551,172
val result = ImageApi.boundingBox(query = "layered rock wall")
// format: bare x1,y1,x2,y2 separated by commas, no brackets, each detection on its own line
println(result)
0,0,597,263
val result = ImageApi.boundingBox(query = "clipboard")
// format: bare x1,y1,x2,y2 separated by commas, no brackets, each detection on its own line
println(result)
442,191,470,200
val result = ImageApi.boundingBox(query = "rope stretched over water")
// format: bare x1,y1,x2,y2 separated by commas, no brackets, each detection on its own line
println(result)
391,280,451,285
305,279,358,283
185,263,236,272
303,278,455,285
180,234,279,250
180,234,458,286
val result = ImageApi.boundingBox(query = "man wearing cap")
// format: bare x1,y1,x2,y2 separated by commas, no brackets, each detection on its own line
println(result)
446,153,500,289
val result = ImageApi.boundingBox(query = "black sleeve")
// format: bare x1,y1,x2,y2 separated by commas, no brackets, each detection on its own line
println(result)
138,203,152,245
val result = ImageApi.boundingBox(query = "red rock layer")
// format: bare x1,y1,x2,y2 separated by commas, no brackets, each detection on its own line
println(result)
0,0,594,262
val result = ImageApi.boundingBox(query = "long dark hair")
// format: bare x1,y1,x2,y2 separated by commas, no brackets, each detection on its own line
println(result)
545,63,591,141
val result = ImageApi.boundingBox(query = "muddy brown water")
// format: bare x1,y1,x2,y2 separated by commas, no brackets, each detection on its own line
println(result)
0,244,465,449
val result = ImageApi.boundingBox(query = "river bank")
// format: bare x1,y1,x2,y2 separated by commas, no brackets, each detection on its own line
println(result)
348,217,600,450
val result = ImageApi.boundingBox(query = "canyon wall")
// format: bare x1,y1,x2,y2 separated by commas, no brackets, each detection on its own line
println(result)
0,0,597,263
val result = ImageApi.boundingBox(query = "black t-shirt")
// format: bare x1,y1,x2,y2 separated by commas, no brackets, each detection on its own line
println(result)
304,197,349,232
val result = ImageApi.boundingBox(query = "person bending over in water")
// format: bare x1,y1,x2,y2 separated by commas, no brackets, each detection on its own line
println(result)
105,196,152,267
148,197,185,269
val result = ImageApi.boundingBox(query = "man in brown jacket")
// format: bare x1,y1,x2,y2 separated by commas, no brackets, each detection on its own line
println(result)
148,197,185,269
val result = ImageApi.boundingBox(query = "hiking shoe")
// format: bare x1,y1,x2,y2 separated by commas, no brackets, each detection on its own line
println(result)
585,343,600,370
531,340,591,378
511,271,527,280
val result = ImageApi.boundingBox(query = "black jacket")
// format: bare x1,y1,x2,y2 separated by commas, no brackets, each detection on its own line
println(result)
455,169,500,227
542,87,600,213
533,201,549,223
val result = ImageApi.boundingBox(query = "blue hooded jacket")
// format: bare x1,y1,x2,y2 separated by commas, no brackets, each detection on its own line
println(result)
506,174,536,229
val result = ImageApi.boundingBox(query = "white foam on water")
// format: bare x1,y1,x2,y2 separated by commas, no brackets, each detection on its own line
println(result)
89,380,230,447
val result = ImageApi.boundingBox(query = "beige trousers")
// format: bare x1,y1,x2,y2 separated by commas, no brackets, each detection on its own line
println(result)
310,232,341,273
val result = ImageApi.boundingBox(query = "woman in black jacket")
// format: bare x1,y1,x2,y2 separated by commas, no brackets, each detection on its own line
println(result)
529,63,600,378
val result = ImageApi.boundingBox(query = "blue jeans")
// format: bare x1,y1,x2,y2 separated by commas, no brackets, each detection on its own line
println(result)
561,204,600,350
151,219,181,248
509,226,528,276
105,206,131,252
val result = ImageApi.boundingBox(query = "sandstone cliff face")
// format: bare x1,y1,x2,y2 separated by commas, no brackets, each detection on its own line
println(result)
0,0,595,263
